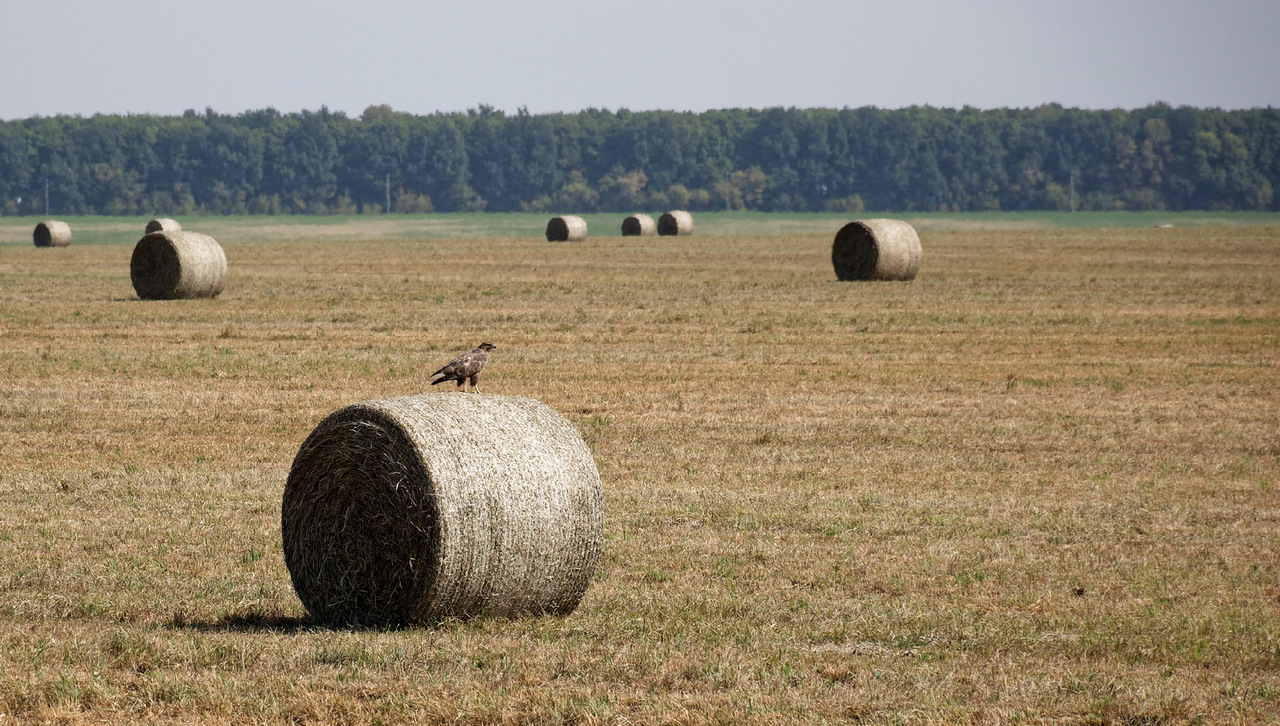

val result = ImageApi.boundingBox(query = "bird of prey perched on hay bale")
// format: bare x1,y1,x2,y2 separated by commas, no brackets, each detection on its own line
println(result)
430,342,497,392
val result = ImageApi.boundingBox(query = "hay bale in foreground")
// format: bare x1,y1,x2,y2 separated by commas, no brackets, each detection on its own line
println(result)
33,220,71,247
130,230,227,299
621,213,655,237
145,218,181,234
546,215,588,242
282,393,604,627
657,210,693,236
831,219,922,281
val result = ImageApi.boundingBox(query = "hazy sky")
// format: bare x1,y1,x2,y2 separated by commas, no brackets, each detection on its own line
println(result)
3,0,1278,120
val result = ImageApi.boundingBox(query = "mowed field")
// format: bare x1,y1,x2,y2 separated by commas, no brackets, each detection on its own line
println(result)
1,218,1278,724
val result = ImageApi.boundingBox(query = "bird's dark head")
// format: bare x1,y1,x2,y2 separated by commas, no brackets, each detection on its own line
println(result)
478,342,497,352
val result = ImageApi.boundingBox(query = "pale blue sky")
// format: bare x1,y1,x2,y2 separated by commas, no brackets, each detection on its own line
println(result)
3,0,1277,119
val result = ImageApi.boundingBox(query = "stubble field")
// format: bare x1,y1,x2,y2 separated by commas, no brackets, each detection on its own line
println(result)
0,219,1277,724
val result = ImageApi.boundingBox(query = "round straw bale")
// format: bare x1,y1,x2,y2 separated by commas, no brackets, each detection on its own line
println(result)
657,210,693,236
621,213,655,237
145,218,181,234
33,220,71,247
130,230,227,300
546,215,588,242
282,393,605,627
831,218,922,281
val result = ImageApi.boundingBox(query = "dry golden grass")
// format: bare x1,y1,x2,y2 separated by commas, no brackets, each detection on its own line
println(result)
1,225,1277,724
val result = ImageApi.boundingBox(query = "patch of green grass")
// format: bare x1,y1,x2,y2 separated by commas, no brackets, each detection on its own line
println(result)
3,210,1280,247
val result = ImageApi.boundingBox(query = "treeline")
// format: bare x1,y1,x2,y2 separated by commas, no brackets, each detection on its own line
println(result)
1,103,1277,216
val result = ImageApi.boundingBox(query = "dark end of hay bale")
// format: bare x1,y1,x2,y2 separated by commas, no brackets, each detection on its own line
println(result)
621,213,655,237
832,219,922,281
145,218,182,234
657,210,693,236
130,230,228,300
33,221,71,247
546,215,588,242
282,393,604,628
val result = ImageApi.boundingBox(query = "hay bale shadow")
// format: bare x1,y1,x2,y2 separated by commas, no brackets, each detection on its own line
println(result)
167,609,317,634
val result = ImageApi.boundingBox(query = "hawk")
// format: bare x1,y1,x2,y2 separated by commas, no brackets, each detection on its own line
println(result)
429,342,496,392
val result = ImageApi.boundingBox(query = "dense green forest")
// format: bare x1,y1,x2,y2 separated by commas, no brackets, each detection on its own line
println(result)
1,104,1277,216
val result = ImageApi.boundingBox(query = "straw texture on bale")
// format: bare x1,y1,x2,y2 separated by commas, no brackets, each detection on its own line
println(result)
145,218,182,234
621,213,655,237
657,210,693,236
130,230,228,300
546,215,588,242
831,218,923,281
282,393,605,627
33,220,71,247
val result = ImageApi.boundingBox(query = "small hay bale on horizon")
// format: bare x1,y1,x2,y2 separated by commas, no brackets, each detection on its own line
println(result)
282,393,605,627
546,215,588,242
145,218,182,234
621,213,655,237
831,218,922,281
33,220,71,247
657,210,693,236
130,230,227,300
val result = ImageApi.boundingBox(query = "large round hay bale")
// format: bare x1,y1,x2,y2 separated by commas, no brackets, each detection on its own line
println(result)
33,220,71,248
621,213,655,237
831,219,922,281
546,215,588,242
145,218,181,234
130,230,227,300
657,210,693,236
282,393,604,627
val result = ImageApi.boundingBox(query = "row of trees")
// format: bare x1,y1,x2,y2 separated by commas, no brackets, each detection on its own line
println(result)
1,103,1277,216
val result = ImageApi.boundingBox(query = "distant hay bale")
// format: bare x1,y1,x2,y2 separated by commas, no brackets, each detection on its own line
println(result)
621,213,655,237
130,230,227,300
831,219,922,281
282,393,605,627
33,220,71,248
145,218,181,234
657,210,693,236
546,215,588,242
